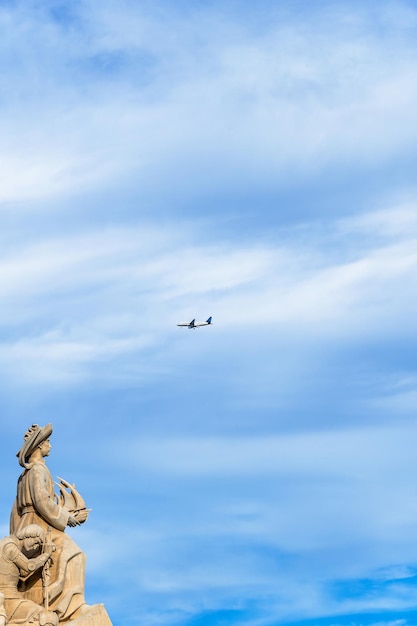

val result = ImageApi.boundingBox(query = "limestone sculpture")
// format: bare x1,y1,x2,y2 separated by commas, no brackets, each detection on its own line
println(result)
0,524,57,625
0,424,113,625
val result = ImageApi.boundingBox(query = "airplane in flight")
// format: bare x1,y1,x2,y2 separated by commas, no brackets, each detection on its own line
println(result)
177,316,212,329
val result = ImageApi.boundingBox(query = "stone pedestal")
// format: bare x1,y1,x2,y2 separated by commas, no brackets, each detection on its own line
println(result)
68,604,113,626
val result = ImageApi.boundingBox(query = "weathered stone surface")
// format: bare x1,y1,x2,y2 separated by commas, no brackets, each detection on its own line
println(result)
69,604,112,626
0,424,113,626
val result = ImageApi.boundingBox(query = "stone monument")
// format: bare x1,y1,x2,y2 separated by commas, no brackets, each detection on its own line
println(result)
1,424,113,625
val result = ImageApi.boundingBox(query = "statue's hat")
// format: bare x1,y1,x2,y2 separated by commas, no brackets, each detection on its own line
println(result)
17,423,53,468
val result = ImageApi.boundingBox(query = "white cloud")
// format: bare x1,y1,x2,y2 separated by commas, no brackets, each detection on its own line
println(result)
1,5,417,624
121,425,415,478
337,203,417,240
1,202,417,386
1,2,417,204
111,422,417,568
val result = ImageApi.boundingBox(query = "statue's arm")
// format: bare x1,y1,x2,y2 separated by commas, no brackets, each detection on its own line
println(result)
29,465,69,531
9,497,18,534
4,543,50,577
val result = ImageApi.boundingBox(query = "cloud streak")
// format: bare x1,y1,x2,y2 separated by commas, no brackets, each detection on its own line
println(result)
1,199,417,390
1,1,417,205
1,2,417,626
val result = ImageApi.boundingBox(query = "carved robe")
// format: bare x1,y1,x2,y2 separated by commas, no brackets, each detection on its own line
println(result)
10,461,86,621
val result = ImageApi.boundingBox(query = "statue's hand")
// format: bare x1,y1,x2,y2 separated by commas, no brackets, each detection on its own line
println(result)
45,542,56,556
67,515,81,527
74,509,89,524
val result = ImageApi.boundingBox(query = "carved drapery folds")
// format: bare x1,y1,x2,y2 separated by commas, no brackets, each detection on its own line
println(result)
1,424,112,626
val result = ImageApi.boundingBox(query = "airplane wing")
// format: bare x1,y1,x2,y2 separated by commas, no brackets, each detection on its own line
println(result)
177,317,211,329
177,319,196,328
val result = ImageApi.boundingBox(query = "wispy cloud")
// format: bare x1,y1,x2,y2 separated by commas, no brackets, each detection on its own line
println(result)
1,2,417,204
1,201,417,387
1,2,417,626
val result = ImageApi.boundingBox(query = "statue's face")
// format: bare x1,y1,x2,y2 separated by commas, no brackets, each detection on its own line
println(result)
39,438,52,457
22,536,41,554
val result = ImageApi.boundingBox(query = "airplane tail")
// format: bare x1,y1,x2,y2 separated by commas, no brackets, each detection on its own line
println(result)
206,316,212,324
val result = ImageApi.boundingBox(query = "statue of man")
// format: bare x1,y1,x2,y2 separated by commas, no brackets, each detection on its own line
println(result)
10,425,91,621
0,524,57,625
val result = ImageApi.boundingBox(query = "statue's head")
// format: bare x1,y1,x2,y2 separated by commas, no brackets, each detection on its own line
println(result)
17,423,53,469
16,524,45,553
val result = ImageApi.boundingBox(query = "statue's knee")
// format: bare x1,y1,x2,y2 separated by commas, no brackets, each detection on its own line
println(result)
39,610,59,626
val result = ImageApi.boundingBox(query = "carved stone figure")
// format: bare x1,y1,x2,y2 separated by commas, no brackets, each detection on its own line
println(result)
8,424,113,625
0,592,7,626
0,524,57,625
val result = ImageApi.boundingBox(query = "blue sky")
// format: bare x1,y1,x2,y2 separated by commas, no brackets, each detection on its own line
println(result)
1,0,417,625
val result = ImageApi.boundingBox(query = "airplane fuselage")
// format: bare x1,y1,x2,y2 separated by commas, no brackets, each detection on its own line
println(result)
177,316,212,329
